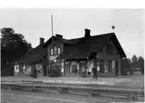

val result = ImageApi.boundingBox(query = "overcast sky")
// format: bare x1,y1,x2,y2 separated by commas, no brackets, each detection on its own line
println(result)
0,9,144,58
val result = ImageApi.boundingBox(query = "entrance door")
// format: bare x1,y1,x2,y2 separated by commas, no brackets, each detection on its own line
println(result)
71,61,78,77
79,61,86,77
116,61,118,75
64,62,70,76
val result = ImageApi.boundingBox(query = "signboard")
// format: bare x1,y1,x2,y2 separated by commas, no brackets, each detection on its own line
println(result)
50,55,58,60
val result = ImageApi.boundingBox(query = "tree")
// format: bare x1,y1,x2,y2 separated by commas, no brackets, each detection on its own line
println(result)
130,55,138,73
121,58,131,75
138,56,144,75
132,55,138,64
1,27,32,76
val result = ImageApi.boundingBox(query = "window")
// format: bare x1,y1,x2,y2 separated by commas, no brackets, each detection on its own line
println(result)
104,61,108,72
54,47,57,55
108,60,112,72
58,47,61,54
112,61,115,69
50,48,53,55
100,60,104,73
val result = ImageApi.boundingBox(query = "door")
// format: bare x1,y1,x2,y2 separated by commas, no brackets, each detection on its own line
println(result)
80,61,86,77
116,61,118,75
64,61,70,76
71,61,78,77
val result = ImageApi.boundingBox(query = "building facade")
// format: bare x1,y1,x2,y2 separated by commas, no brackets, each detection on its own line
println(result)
15,38,47,77
45,29,126,77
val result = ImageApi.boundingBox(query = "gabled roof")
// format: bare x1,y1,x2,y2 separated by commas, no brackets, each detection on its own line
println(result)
56,33,126,60
44,36,73,47
17,35,71,64
17,45,46,63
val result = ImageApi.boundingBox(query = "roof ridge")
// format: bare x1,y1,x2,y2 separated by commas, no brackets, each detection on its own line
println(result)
64,32,114,40
91,32,114,37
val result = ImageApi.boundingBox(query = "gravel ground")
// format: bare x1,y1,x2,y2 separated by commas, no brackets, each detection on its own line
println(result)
1,75,144,87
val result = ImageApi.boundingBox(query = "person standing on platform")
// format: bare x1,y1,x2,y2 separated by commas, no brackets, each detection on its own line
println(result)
92,65,97,79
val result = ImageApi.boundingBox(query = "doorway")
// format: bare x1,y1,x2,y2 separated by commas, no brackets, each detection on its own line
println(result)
115,61,118,75
79,61,86,77
64,61,70,76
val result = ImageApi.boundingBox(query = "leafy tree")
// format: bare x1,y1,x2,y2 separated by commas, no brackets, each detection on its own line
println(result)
1,27,32,76
121,58,131,75
138,56,144,75
132,55,138,64
130,55,138,73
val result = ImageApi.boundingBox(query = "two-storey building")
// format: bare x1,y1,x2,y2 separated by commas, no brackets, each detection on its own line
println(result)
44,29,126,77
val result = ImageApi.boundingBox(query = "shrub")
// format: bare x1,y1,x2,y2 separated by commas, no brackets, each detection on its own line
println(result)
48,65,61,77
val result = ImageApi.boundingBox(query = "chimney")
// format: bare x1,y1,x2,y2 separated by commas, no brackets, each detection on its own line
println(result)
39,38,44,45
84,29,91,38
55,34,63,39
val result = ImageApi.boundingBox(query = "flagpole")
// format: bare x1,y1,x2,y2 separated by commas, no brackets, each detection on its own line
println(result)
51,15,54,42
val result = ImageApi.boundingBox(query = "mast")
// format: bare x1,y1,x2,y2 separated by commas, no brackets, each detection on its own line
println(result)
51,15,54,42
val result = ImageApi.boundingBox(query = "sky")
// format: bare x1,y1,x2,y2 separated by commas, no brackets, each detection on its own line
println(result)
0,9,144,58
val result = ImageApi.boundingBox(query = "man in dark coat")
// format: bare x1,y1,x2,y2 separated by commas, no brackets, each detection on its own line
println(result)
33,69,37,78
92,66,97,79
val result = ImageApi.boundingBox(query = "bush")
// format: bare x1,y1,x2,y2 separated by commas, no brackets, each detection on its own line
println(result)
48,65,61,77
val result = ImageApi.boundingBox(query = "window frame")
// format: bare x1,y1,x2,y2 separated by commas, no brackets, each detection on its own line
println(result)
54,46,57,55
57,47,61,55
104,61,108,73
50,48,54,56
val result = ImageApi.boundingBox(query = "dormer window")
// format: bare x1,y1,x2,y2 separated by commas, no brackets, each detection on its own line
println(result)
50,48,53,55
54,47,57,55
58,47,61,54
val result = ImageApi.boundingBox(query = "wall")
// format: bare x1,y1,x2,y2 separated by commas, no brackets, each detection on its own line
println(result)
97,40,121,77
46,39,122,77
47,40,64,63
14,64,32,76
14,63,44,77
